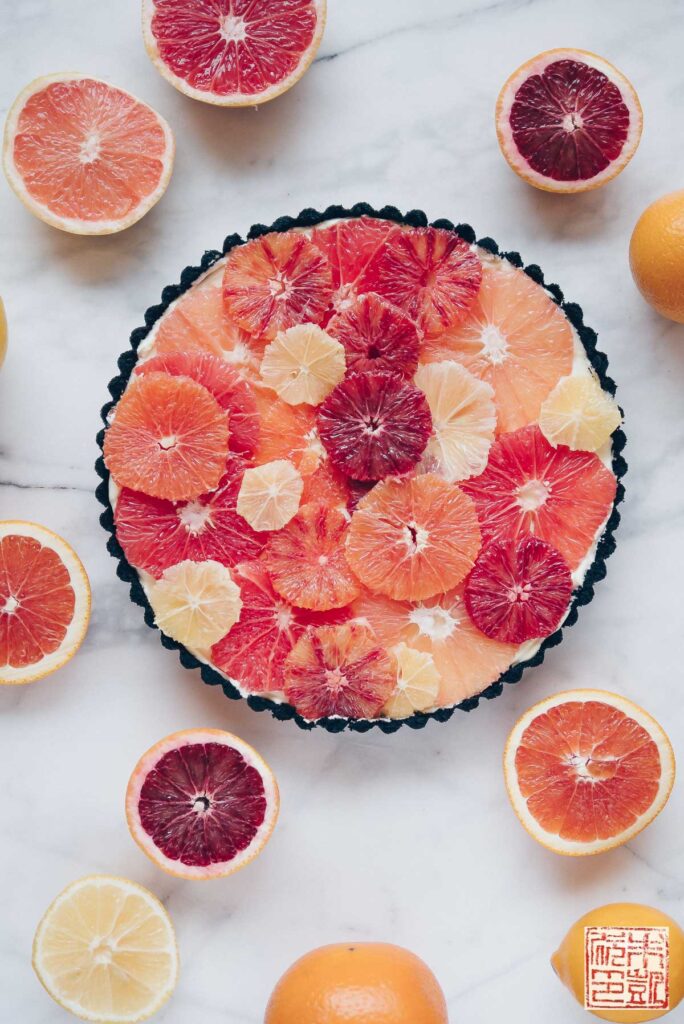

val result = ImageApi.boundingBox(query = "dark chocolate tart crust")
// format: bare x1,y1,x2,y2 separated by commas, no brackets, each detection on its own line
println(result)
95,203,627,734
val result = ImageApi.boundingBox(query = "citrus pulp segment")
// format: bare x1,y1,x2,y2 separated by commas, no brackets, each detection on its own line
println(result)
346,475,481,601
422,259,574,434
147,559,242,648
414,361,496,482
260,324,346,405
382,643,441,719
283,622,395,720
126,728,279,879
496,49,643,193
0,521,90,685
462,425,617,570
3,74,174,234
237,460,304,531
311,215,400,312
223,232,333,341
32,875,178,1023
263,501,361,611
539,373,622,452
143,0,326,107
326,292,421,376
359,226,483,337
504,691,675,855
317,370,433,480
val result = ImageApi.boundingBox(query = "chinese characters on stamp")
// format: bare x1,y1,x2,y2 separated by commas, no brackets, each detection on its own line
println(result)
585,926,669,1011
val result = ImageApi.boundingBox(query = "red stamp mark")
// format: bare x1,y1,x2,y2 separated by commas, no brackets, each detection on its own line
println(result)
585,926,669,1010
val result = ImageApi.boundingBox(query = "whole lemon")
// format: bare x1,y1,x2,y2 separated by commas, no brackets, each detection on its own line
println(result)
552,903,684,1022
630,190,684,322
264,942,448,1024
0,297,6,368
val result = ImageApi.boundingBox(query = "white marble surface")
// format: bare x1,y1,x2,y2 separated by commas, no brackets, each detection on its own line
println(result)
1,1,684,1021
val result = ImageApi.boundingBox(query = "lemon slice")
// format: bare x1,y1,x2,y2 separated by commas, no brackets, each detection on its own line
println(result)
383,643,441,719
237,459,304,531
539,374,621,452
32,875,179,1023
148,559,242,647
260,324,346,406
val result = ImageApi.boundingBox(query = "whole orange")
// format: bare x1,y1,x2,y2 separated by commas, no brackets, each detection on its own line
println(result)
630,190,684,322
264,942,448,1024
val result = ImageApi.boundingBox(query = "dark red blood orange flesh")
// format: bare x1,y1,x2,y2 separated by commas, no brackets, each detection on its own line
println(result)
326,292,420,376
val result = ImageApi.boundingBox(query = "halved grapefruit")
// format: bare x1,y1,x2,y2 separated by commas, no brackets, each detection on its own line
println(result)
1,521,91,686
504,690,675,855
143,0,326,107
126,728,279,879
3,74,174,234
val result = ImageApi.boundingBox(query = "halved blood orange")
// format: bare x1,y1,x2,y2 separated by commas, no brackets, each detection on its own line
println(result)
223,232,333,341
104,372,229,500
126,728,279,879
422,259,574,434
326,292,421,377
311,217,400,313
143,0,326,107
504,691,675,855
496,49,643,193
0,521,91,686
462,425,617,570
3,74,174,234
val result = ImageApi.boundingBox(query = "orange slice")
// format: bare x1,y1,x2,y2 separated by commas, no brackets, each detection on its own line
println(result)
147,559,242,649
260,324,346,405
382,644,441,719
539,374,622,452
253,390,325,475
345,475,481,602
3,74,174,235
422,259,574,434
0,521,91,686
237,460,304,532
103,372,229,500
504,690,675,855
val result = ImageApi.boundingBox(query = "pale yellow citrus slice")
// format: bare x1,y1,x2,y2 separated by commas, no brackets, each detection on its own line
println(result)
260,324,346,406
147,559,242,648
539,374,622,452
383,643,441,719
32,875,179,1023
237,459,304,532
415,361,496,482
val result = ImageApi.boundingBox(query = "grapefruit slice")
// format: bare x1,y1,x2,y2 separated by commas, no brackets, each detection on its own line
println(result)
496,49,643,193
114,459,266,578
104,372,229,500
311,216,400,312
359,226,483,337
237,460,303,531
539,373,622,452
382,644,441,720
326,292,421,377
253,390,324,475
464,537,573,644
283,622,395,720
504,690,675,855
263,501,361,611
260,324,346,406
147,559,242,648
223,232,333,341
3,74,174,235
422,259,574,434
126,728,279,879
462,425,617,570
136,351,259,458
354,584,517,707
211,561,349,693
414,361,496,482
0,521,90,686
346,475,481,602
32,875,179,1023
143,0,326,107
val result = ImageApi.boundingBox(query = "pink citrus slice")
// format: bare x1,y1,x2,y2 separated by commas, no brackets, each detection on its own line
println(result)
311,216,400,312
326,292,421,377
237,460,303,532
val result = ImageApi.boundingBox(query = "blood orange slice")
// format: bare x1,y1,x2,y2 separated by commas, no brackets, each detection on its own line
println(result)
311,216,400,313
422,259,574,434
114,459,265,578
346,475,481,602
223,232,333,341
496,49,643,193
126,728,279,879
359,227,482,337
143,0,326,107
136,351,259,458
3,74,174,234
0,521,90,686
504,691,675,855
283,622,395,720
465,537,573,644
462,425,617,570
354,584,517,707
104,372,229,500
326,293,420,377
